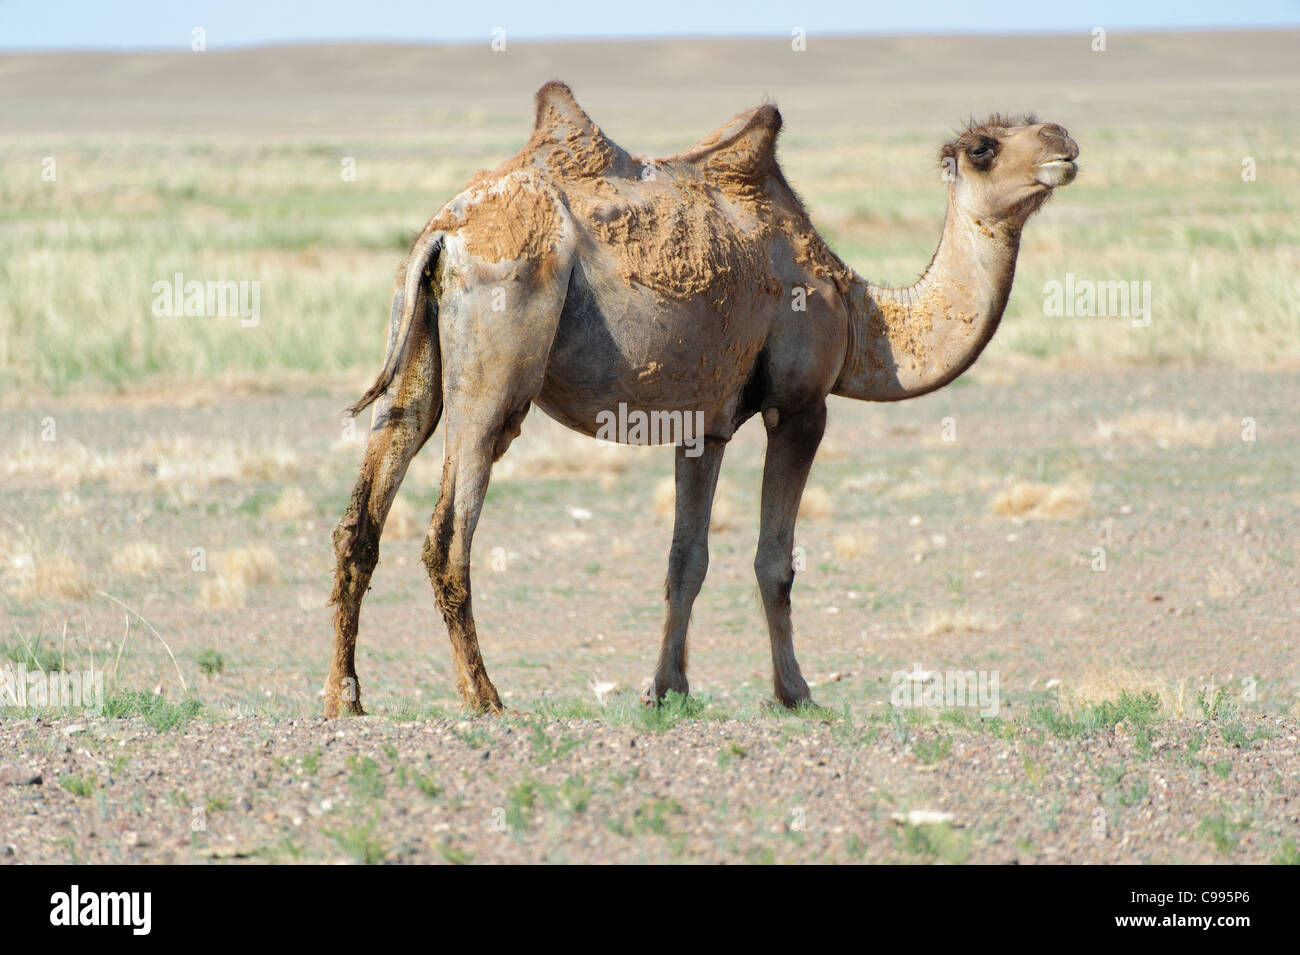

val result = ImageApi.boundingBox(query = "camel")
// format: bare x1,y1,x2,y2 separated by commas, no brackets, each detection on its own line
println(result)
324,81,1078,717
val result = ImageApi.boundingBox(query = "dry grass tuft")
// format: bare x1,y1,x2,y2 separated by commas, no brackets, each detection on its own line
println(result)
267,485,311,521
197,544,279,608
384,495,423,541
990,481,1091,520
652,479,674,517
198,576,247,610
12,555,94,602
919,609,1001,637
3,436,299,488
833,533,876,561
112,541,166,577
798,486,835,521
1055,667,1180,717
216,545,278,587
1094,410,1225,449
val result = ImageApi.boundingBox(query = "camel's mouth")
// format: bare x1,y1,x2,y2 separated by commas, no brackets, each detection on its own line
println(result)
1034,158,1078,187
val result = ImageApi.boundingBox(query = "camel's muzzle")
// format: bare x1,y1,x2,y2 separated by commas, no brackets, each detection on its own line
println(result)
1034,126,1079,187
1035,158,1078,187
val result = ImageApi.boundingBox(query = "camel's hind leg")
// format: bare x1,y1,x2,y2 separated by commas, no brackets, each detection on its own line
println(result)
325,319,441,717
421,414,518,714
422,267,568,713
754,402,826,708
648,442,726,703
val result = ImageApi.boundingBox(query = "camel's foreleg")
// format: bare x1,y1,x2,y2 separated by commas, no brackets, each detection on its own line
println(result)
648,441,726,704
754,402,826,708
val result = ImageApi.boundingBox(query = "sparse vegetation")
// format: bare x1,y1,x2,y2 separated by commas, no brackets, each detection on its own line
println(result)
58,773,98,797
326,814,388,864
196,648,225,676
103,691,203,732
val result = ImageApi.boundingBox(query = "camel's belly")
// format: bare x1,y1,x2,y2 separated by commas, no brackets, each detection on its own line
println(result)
534,266,773,441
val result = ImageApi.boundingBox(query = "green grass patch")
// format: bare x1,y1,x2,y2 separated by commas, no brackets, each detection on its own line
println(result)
895,822,971,864
58,773,98,797
325,813,388,864
195,648,225,675
1032,691,1161,739
103,691,203,732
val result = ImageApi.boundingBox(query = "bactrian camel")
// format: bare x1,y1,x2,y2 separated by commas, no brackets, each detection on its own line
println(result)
324,81,1078,716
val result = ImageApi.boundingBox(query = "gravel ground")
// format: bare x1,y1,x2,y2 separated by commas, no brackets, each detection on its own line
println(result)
2,711,1296,864
2,368,1297,864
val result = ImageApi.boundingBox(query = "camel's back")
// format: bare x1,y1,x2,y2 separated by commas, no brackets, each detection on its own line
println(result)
515,83,784,313
428,82,853,313
524,81,782,198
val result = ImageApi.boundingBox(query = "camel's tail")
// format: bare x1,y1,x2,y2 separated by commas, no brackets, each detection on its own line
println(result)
346,232,443,417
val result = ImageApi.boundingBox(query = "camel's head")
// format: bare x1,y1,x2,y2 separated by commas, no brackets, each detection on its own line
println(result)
940,115,1079,224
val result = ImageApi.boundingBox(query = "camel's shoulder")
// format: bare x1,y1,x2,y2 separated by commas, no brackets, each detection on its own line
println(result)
668,103,783,182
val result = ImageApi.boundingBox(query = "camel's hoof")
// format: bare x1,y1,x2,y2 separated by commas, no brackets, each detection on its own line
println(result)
324,702,366,718
772,684,813,711
641,675,689,708
463,693,505,716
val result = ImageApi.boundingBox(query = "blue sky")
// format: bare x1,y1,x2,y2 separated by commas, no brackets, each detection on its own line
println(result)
1,0,1296,50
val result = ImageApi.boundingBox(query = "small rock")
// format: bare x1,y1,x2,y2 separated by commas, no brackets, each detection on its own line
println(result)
891,809,956,827
0,764,41,786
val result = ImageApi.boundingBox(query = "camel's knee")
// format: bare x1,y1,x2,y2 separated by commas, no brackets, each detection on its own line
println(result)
754,543,794,607
330,495,381,607
666,539,709,598
421,520,469,622
333,515,377,566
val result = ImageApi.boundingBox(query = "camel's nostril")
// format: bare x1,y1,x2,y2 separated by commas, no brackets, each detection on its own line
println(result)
1037,123,1078,161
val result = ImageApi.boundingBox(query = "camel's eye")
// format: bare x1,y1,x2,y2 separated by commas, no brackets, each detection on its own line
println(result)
966,139,997,168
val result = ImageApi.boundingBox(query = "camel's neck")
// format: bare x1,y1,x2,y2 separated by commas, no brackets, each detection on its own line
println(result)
834,201,1023,401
